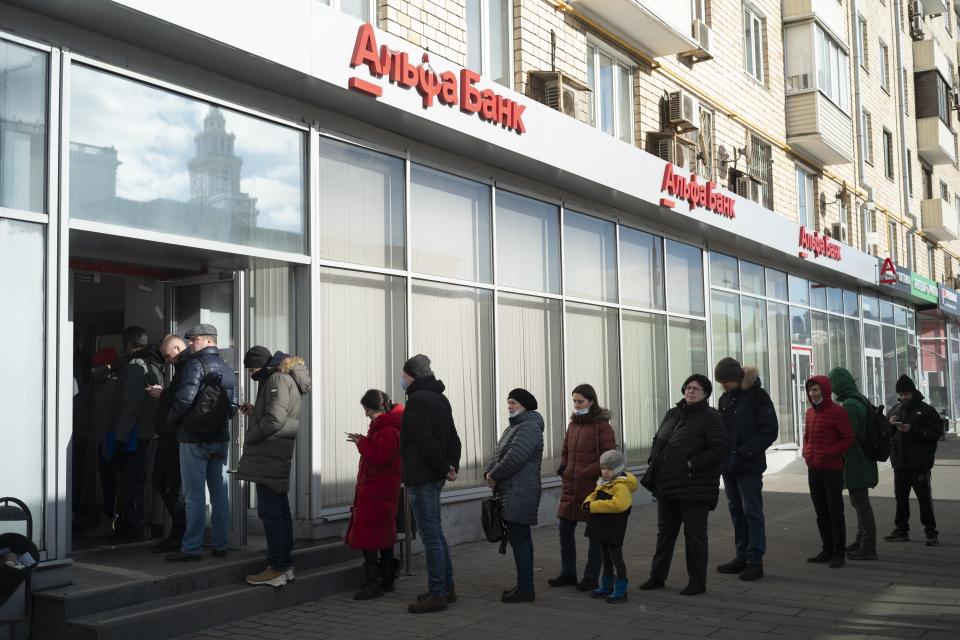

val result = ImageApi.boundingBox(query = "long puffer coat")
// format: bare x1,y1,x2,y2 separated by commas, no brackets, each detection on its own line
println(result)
889,391,943,470
648,399,727,509
345,404,403,551
557,411,617,522
828,367,878,490
802,375,853,471
484,410,545,526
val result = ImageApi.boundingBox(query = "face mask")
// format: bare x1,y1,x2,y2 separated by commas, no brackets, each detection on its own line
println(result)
509,410,521,418
575,408,589,416
400,377,409,392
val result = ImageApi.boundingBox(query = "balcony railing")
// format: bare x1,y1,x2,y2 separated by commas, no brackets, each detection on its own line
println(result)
921,197,960,243
567,0,698,58
786,91,853,166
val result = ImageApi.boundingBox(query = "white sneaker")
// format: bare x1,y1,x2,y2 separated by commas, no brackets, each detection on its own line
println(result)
285,567,296,582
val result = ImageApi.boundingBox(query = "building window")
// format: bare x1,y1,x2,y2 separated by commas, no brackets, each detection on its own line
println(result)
916,71,953,127
883,128,894,179
796,165,815,228
902,67,909,115
941,179,950,202
922,165,933,199
907,149,913,196
879,40,890,93
743,3,765,83
586,42,634,143
0,39,47,214
814,26,850,111
466,0,512,88
692,0,708,23
888,220,899,263
749,133,773,209
861,108,873,164
319,0,373,22
929,243,937,280
856,14,868,71
946,251,955,280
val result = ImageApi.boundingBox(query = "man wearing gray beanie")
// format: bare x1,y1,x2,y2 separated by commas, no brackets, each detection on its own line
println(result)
399,355,462,613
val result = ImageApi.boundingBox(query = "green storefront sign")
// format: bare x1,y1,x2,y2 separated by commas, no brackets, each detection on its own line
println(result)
911,272,938,303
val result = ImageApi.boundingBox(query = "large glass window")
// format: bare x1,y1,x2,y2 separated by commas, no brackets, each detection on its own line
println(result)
564,211,617,302
815,26,850,112
496,191,560,293
812,311,829,372
742,297,769,382
622,311,669,464
710,253,739,289
712,290,742,362
1,40,47,213
766,268,788,300
410,165,492,282
741,261,765,295
796,166,815,228
666,240,705,315
791,306,811,345
668,317,708,400
743,4,765,83
69,65,307,253
565,303,621,430
619,227,664,309
586,43,634,143
318,138,404,269
466,0,512,88
767,301,793,442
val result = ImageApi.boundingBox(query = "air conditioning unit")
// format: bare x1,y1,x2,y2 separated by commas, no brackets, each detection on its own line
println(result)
831,223,849,243
910,15,924,40
686,19,714,62
668,90,700,132
656,135,697,171
734,174,763,204
865,231,881,247
526,71,590,120
787,74,811,92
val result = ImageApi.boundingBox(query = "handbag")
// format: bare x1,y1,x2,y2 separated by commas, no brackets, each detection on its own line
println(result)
639,464,657,496
480,495,508,554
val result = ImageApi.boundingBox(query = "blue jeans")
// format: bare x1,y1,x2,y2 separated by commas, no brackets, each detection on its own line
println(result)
723,473,766,565
558,517,600,581
179,442,229,555
407,480,453,596
256,484,293,571
504,520,534,593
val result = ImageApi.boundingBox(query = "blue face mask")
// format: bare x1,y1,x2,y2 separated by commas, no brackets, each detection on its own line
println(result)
400,377,409,392
575,407,590,416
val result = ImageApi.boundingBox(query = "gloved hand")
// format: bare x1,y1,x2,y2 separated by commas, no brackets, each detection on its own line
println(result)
556,464,566,477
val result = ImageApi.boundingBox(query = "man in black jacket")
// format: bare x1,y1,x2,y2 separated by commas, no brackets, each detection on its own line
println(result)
399,354,461,614
884,375,943,546
713,358,779,581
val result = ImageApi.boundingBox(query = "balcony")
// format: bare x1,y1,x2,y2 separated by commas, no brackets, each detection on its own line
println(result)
567,0,698,58
921,198,960,243
917,117,956,165
919,0,949,16
782,0,846,42
786,91,853,165
913,38,953,80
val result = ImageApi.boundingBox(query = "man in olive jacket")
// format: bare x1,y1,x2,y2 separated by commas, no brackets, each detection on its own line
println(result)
237,346,312,587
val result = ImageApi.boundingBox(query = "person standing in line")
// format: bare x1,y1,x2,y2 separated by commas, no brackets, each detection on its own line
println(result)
802,375,854,568
713,358,779,581
549,384,616,592
86,347,121,537
237,346,312,587
165,324,237,562
828,367,879,561
399,354,461,614
345,389,404,600
884,375,944,546
484,388,544,604
639,374,727,596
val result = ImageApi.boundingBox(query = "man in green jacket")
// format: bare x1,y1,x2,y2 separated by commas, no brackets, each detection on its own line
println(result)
828,367,879,560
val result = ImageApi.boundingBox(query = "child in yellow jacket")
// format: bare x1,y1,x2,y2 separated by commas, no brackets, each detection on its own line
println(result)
582,449,637,604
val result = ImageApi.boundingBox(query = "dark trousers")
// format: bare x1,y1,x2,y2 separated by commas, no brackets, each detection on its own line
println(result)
558,517,600,581
98,448,119,520
116,440,148,532
893,469,938,536
847,488,877,548
155,436,186,541
256,484,294,572
599,542,627,580
808,469,845,556
650,499,709,590
723,473,766,565
504,520,534,593
362,548,395,565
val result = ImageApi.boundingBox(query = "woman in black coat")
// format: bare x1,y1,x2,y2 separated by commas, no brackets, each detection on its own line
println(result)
639,374,728,596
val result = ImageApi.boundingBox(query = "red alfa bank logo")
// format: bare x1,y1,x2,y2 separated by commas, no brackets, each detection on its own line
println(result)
659,164,735,219
348,23,526,134
798,226,842,261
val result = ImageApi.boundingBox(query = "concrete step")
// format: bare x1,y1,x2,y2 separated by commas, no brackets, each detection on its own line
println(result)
65,560,364,640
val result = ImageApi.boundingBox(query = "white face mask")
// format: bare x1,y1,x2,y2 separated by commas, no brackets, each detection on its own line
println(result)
575,407,590,416
400,377,409,392
508,410,521,418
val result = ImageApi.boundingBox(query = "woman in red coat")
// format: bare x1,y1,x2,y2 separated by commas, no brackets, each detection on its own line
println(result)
345,389,403,600
802,375,854,568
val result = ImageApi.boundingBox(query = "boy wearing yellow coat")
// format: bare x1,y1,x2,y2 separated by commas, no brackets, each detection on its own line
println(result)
582,449,638,603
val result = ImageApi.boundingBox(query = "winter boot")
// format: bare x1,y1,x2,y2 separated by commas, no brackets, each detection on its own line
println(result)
354,562,384,600
380,557,401,592
848,545,878,560
408,594,447,613
845,535,862,553
606,578,628,604
716,559,746,574
739,564,764,581
806,550,831,563
884,529,909,542
591,575,614,598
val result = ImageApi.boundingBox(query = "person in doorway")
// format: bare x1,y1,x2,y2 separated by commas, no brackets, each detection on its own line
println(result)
110,326,165,543
399,354,461,614
165,324,237,562
713,358,779,581
884,375,943,546
86,346,121,537
237,346,312,587
802,376,853,568
345,389,404,600
484,388,544,604
828,367,879,561
550,384,617,592
146,335,190,553
640,374,727,596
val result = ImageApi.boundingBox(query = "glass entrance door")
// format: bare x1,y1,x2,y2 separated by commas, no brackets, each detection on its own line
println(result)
864,349,884,408
791,346,813,443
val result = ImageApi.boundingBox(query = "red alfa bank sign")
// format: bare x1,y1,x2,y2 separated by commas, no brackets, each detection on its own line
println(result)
348,24,527,134
659,164,735,219
798,226,842,261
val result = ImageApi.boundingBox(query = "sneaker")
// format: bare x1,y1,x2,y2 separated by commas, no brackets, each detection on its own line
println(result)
926,535,940,547
165,550,201,562
806,551,831,563
547,575,577,587
844,540,861,553
285,567,296,582
246,567,287,587
638,577,665,590
884,530,909,542
739,564,764,581
501,588,535,603
828,556,845,568
408,594,447,614
575,577,599,592
716,559,747,574
417,586,456,604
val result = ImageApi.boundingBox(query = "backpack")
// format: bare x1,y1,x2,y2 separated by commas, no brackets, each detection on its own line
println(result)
181,357,234,442
89,368,119,441
852,397,892,462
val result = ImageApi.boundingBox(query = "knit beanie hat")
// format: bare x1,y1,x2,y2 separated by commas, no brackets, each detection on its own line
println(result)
403,354,433,379
508,388,538,411
682,374,713,399
714,357,745,383
599,449,626,476
895,374,917,394
243,345,272,370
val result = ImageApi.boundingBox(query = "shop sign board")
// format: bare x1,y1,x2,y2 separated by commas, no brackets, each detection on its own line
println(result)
878,258,912,294
659,164,736,218
940,285,960,316
798,226,842,261
911,272,939,304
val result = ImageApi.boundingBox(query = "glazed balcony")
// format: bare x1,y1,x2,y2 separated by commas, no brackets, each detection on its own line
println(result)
922,198,960,243
567,0,698,58
782,0,846,42
917,117,956,165
785,91,854,166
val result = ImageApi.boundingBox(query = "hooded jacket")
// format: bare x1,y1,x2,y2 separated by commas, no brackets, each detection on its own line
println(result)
400,375,462,486
168,346,238,444
582,471,638,546
889,390,943,470
716,366,779,476
557,410,617,522
484,410,545,526
345,403,403,551
155,350,190,438
802,375,853,471
237,353,311,494
827,367,878,490
112,345,165,442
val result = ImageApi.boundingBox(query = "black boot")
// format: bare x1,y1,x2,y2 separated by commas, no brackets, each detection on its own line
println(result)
380,557,401,592
354,562,384,600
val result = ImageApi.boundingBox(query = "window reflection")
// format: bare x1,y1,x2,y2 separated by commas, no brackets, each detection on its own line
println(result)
0,40,47,213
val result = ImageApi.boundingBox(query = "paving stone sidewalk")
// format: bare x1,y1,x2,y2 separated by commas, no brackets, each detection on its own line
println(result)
177,438,960,640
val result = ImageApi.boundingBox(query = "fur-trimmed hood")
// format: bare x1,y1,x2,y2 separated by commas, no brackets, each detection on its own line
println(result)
570,408,612,424
740,366,760,391
253,351,311,394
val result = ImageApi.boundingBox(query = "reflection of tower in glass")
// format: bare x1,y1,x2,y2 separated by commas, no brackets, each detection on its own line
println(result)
188,106,258,240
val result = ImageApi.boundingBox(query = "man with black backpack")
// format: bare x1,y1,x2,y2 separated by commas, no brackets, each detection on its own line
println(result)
165,324,237,562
